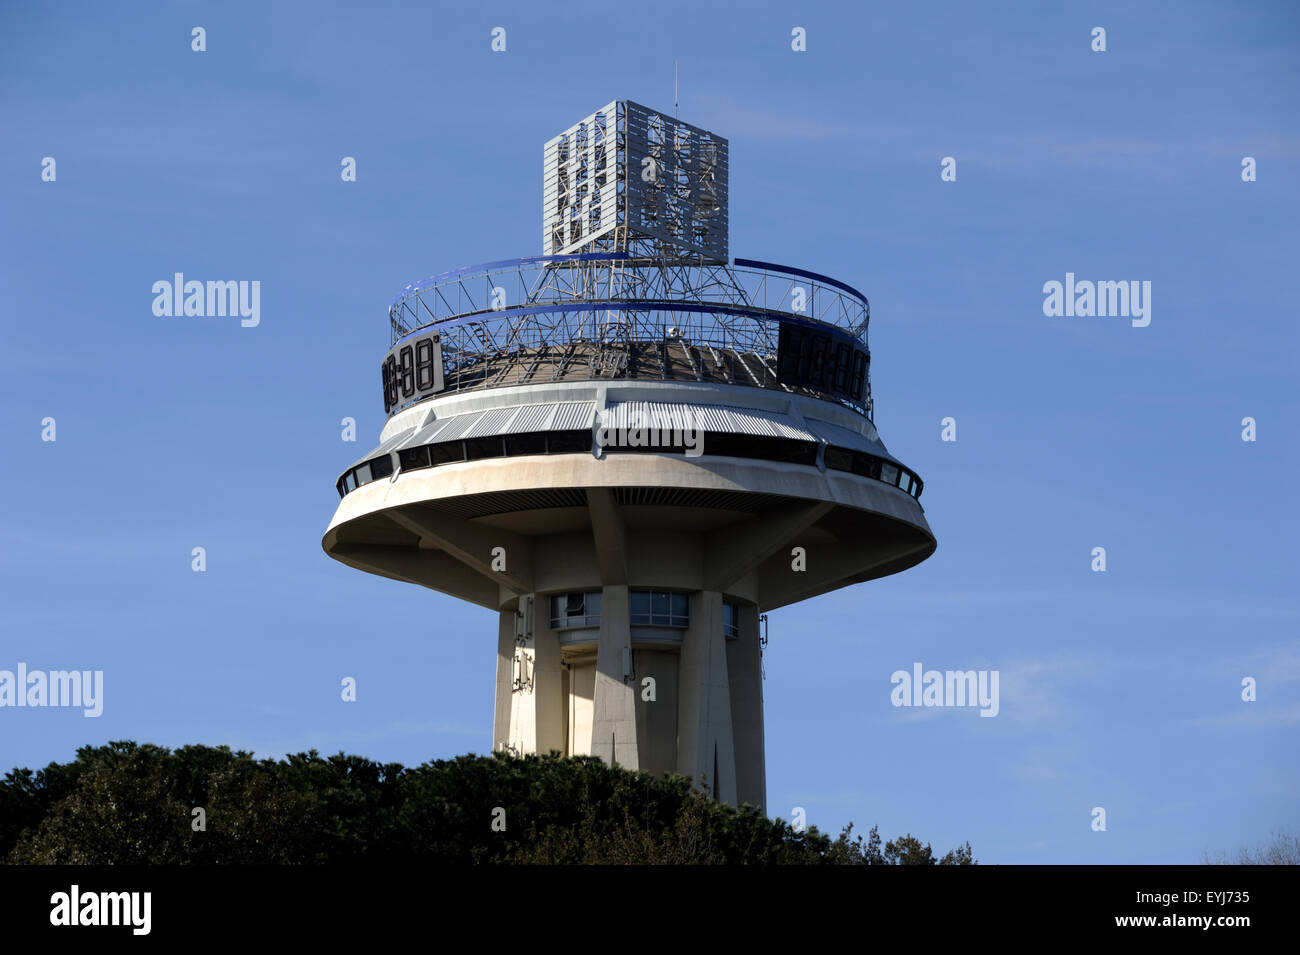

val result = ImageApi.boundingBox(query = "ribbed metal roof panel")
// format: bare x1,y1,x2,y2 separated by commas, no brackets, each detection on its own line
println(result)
601,401,818,442
720,405,818,441
427,410,486,442
345,427,415,471
551,401,596,430
393,402,594,449
602,401,698,431
461,406,521,438
507,403,558,433
393,414,454,451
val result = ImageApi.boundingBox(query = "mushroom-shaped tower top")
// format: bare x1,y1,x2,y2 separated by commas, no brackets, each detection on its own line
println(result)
322,100,935,811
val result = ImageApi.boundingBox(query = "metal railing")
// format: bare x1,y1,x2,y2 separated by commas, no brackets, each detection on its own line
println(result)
385,253,873,417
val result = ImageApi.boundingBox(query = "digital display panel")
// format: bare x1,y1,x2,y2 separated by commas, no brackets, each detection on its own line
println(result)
381,333,444,415
776,322,869,403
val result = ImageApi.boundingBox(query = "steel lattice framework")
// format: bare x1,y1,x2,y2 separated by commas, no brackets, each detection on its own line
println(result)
380,101,876,422
387,244,874,419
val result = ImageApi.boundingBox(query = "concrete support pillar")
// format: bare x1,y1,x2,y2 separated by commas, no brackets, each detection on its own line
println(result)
493,605,515,752
506,596,537,755
677,590,737,804
496,588,761,811
590,584,639,769
726,603,766,812
531,596,565,756
633,649,679,775
495,595,564,756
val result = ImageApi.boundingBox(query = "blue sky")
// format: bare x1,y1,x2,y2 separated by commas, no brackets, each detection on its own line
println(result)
1,0,1296,863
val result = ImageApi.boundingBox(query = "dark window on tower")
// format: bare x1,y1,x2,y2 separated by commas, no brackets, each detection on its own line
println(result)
702,433,818,466
547,431,591,454
629,590,650,622
550,591,601,629
431,441,466,465
464,437,505,461
852,453,881,480
505,433,548,456
369,455,394,480
630,590,689,627
824,447,853,472
399,446,431,471
651,591,669,618
722,601,740,640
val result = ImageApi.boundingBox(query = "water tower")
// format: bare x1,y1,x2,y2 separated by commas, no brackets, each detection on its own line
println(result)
322,100,935,811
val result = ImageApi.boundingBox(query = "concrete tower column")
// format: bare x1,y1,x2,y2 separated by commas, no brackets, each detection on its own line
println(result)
493,606,515,752
677,590,737,804
727,603,766,811
590,584,639,769
530,596,565,755
494,595,564,756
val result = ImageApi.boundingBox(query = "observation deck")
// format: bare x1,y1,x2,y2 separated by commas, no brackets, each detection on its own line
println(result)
327,247,933,617
383,253,873,418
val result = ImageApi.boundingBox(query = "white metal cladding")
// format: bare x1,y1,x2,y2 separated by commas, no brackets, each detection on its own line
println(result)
426,410,486,443
542,100,728,260
461,406,521,439
393,415,455,452
623,101,728,260
509,403,559,433
701,405,817,441
551,401,596,430
600,402,818,442
805,418,896,461
543,101,620,255
346,427,415,471
393,402,596,448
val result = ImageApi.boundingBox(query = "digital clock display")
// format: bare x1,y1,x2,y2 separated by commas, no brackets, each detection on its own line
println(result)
381,333,445,415
775,323,869,403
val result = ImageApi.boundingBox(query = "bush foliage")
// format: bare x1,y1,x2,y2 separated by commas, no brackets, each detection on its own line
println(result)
1,741,974,865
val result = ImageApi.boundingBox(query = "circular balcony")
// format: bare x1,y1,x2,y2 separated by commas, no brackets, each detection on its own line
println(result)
382,254,875,419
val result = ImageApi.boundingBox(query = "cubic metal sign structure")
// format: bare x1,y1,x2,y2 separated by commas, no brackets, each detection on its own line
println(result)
543,100,728,261
324,101,935,812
